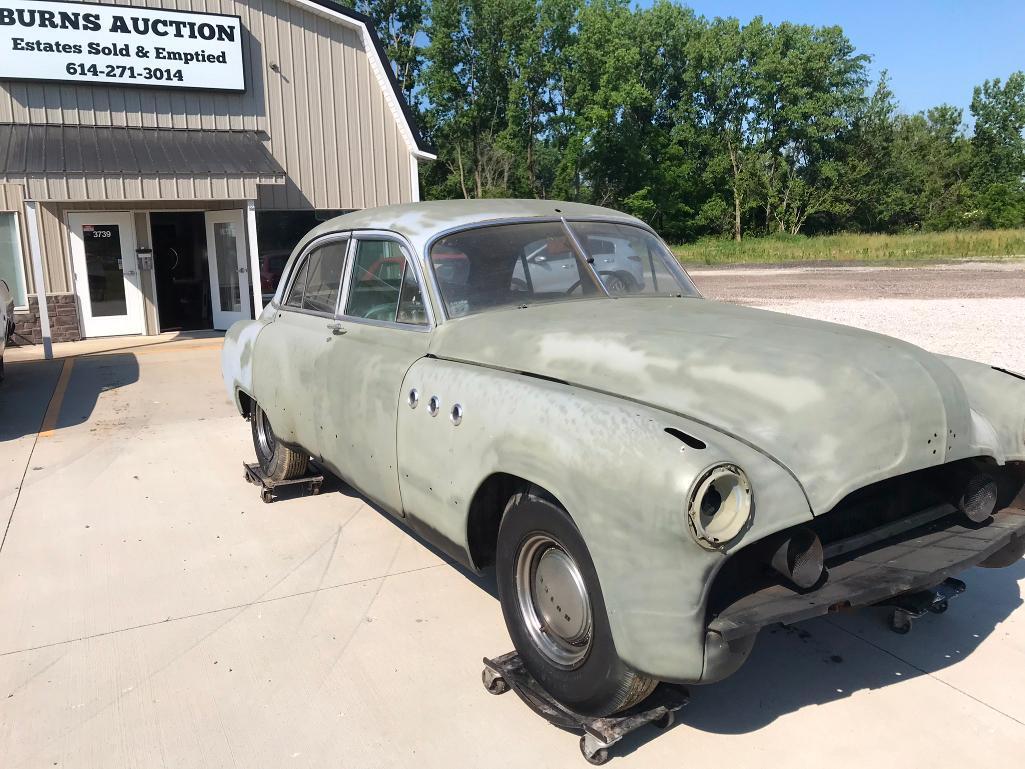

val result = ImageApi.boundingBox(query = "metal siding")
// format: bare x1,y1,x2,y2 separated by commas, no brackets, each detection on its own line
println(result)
0,0,417,208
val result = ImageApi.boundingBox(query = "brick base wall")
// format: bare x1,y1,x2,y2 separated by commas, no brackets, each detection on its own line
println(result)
12,294,82,345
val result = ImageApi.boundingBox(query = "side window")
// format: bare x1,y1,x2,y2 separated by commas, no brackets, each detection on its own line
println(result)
345,240,428,326
283,255,311,308
301,240,348,313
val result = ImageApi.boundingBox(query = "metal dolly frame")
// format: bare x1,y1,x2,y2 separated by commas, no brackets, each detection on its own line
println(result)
879,577,967,634
482,651,688,765
243,461,324,503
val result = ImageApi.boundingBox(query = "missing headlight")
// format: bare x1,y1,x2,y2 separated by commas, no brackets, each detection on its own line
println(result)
688,464,753,549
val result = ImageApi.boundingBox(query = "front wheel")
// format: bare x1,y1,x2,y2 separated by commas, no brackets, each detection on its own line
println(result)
250,401,309,481
495,493,657,716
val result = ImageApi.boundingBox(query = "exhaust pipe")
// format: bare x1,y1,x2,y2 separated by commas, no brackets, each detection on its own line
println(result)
958,473,998,523
768,528,824,589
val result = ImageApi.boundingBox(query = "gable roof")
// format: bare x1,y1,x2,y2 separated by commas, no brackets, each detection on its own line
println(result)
289,0,435,160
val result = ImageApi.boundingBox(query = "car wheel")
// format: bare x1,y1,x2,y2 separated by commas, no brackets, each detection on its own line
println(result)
250,401,309,481
495,492,657,716
601,273,630,294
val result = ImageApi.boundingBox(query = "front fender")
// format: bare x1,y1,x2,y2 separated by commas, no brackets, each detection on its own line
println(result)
940,356,1025,463
396,357,811,681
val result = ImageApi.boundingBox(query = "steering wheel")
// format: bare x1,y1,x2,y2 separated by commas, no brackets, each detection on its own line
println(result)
364,303,396,321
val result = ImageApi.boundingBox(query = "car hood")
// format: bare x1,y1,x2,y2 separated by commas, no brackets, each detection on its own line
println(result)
429,297,976,514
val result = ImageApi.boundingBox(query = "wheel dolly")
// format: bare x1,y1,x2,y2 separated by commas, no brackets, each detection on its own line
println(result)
243,461,324,503
879,577,967,634
482,651,689,765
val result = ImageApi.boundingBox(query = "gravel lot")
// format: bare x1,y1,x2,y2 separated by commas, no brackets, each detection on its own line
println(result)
691,263,1025,372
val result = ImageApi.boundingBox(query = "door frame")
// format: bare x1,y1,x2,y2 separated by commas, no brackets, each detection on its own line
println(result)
67,211,146,338
205,209,252,330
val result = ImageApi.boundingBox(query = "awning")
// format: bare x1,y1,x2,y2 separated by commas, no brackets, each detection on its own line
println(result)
0,123,285,201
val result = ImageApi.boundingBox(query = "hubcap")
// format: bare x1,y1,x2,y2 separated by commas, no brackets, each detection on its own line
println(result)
515,534,593,668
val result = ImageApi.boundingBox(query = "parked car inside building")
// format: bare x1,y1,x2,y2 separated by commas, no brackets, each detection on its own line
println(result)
221,198,1025,718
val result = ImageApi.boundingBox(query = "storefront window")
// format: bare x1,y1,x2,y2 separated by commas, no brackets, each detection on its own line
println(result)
256,210,350,303
0,212,27,307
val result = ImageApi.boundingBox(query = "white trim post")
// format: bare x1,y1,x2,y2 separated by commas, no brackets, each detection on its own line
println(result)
23,201,52,360
245,200,262,316
409,156,420,202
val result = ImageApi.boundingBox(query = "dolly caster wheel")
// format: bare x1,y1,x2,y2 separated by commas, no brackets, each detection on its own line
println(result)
890,612,912,634
481,668,508,695
929,601,948,614
652,710,674,730
261,490,274,504
580,736,609,766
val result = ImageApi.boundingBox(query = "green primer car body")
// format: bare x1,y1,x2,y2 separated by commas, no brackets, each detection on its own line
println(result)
221,199,1025,694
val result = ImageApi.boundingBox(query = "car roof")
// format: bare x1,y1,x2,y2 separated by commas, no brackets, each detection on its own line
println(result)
293,199,646,255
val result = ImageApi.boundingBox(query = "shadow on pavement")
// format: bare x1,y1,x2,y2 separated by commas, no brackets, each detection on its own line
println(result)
0,353,140,441
0,358,63,441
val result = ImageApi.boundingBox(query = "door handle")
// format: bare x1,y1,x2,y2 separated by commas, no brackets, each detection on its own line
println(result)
124,270,137,276
327,321,347,335
238,266,248,274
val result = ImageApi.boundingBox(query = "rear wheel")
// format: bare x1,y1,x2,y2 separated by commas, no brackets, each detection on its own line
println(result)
495,493,657,716
250,401,309,481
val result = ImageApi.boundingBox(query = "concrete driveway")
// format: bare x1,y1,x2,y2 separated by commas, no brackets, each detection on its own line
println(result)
2,282,1025,767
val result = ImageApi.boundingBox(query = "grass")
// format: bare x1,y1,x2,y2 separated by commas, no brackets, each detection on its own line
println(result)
670,229,1025,266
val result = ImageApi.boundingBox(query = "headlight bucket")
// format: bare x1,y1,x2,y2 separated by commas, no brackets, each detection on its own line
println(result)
688,464,753,549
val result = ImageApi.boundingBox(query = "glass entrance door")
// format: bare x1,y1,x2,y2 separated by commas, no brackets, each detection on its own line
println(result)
205,210,252,330
68,212,145,337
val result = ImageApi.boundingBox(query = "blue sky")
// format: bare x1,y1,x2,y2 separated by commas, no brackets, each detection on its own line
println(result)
650,0,1025,117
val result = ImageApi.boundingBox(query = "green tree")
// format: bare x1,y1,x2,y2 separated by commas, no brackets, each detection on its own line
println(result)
758,24,867,234
421,0,535,198
356,0,426,104
691,16,757,241
968,71,1025,227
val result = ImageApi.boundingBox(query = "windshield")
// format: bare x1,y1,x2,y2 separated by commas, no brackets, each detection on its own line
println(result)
429,221,605,318
429,220,696,318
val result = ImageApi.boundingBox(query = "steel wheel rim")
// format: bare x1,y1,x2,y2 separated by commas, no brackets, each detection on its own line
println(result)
515,533,593,668
256,408,277,461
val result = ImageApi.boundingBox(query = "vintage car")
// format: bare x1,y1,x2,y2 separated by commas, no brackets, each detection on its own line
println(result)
221,200,1025,717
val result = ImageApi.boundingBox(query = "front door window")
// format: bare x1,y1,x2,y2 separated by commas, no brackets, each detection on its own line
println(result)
345,240,428,326
213,221,241,314
82,223,128,317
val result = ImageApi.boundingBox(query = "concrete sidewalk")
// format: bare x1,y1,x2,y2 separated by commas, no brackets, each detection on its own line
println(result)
1,331,1024,768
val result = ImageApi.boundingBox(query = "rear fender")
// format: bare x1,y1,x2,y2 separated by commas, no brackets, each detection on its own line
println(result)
221,317,267,415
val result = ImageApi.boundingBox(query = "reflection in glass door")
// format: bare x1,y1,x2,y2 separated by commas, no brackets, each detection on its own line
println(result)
205,210,252,330
68,213,145,337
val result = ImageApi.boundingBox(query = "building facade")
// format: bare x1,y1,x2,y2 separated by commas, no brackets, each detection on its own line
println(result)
0,0,432,343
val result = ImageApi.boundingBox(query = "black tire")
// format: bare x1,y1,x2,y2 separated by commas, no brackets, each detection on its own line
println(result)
250,401,309,482
495,493,657,716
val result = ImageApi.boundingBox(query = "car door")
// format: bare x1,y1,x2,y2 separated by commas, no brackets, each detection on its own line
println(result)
315,233,433,517
250,236,349,457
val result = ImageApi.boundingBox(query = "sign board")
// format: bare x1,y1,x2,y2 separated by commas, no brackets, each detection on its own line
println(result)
0,0,245,92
